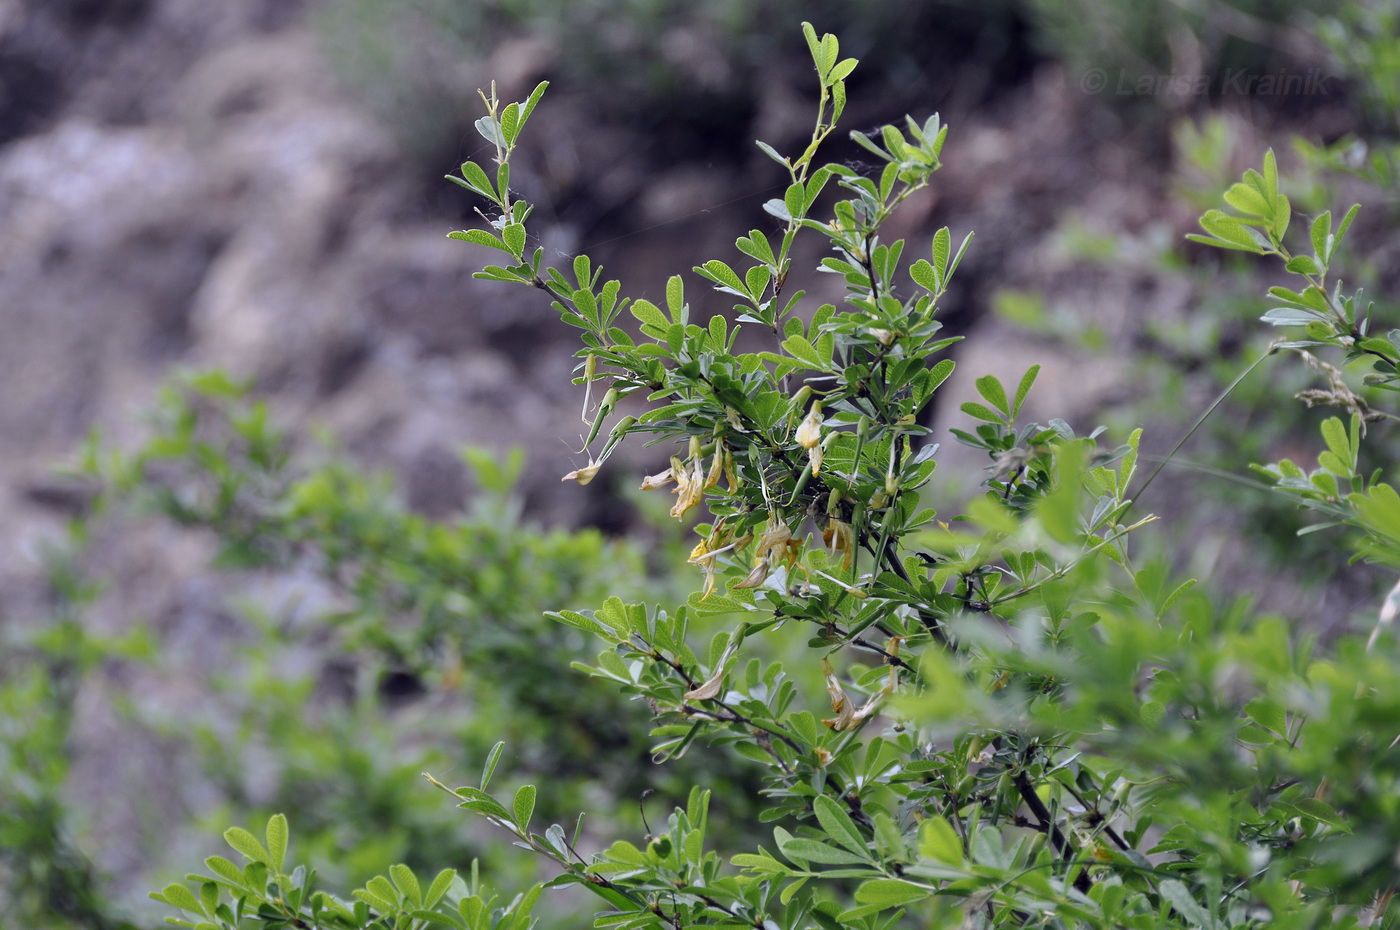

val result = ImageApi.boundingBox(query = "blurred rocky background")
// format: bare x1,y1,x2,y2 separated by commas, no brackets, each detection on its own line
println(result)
1,0,1397,924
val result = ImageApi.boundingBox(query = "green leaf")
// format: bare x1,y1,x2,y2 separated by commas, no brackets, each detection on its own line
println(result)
1193,210,1266,253
502,223,526,257
462,161,497,196
908,259,939,294
1309,210,1331,264
447,229,509,252
914,358,955,409
157,883,203,913
756,140,788,167
820,34,839,79
828,58,858,84
1244,696,1286,735
549,609,609,637
1013,364,1039,417
802,22,822,71
1334,203,1360,250
780,838,871,865
959,402,1003,424
781,335,828,370
223,827,271,866
780,875,810,906
513,785,536,829
1357,337,1399,359
456,788,513,822
520,81,548,124
732,852,791,873
918,817,964,865
745,264,773,300
1320,417,1353,471
785,183,805,223
391,864,422,908
499,101,521,147
698,259,745,294
203,856,247,889
736,229,777,266
264,814,287,873
974,375,1009,415
1157,879,1215,929
424,869,456,909
474,115,503,148
361,876,400,912
854,879,929,908
1292,797,1350,831
1223,181,1270,218
480,741,505,791
1285,254,1320,275
812,796,867,857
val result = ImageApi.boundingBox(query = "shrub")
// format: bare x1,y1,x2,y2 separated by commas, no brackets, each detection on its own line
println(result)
153,22,1400,930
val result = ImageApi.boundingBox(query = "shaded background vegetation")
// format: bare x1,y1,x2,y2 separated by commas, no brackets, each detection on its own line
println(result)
1,0,1397,926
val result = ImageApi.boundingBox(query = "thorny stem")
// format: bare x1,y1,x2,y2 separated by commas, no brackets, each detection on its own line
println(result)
849,634,916,672
1123,348,1277,517
984,518,1157,608
874,538,951,646
1011,769,1093,894
681,703,802,765
637,636,803,763
1056,774,1133,853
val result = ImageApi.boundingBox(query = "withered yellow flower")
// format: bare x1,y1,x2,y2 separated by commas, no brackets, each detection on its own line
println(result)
561,460,602,485
732,555,772,590
822,655,896,731
683,641,739,701
704,443,726,490
821,658,856,730
639,467,674,491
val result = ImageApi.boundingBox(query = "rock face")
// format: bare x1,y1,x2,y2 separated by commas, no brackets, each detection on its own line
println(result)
0,0,1141,553
1,3,568,543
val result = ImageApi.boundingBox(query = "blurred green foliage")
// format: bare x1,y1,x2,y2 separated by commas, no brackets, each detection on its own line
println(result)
0,526,149,929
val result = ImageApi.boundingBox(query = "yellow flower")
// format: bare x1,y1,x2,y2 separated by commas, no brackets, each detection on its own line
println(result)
796,403,824,474
796,403,822,449
670,455,705,520
822,518,854,570
688,522,738,600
